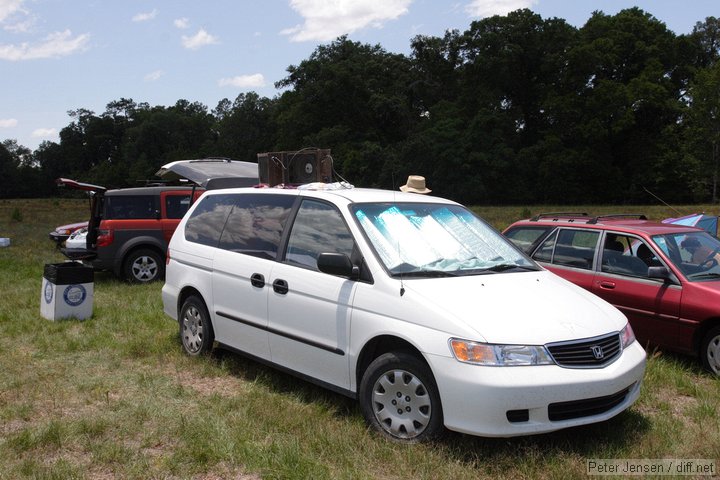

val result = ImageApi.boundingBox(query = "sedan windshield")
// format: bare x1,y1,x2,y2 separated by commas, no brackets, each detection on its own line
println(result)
652,231,720,281
353,203,537,276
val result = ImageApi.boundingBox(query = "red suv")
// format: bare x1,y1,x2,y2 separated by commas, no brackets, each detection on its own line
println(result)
54,178,204,282
503,213,720,375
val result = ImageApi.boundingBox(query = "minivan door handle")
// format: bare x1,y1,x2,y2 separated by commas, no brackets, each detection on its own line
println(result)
598,281,616,290
250,273,265,288
272,279,289,295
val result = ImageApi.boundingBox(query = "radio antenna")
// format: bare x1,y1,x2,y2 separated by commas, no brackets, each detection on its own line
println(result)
643,186,682,216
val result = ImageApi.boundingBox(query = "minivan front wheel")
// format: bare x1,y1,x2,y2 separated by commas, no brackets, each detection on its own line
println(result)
124,248,164,283
179,295,214,356
359,352,443,442
701,326,720,375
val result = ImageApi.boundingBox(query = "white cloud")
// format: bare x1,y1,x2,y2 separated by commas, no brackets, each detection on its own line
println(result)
0,29,90,61
464,0,536,18
4,17,33,32
0,0,24,23
0,0,34,32
132,9,158,22
32,127,57,138
281,0,411,42
218,74,266,88
174,17,189,29
181,28,219,50
0,118,18,128
144,69,164,81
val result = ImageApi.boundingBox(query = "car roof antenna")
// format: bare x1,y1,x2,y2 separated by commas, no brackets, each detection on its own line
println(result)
643,186,683,216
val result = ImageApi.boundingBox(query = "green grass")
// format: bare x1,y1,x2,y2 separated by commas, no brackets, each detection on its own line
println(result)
0,199,719,479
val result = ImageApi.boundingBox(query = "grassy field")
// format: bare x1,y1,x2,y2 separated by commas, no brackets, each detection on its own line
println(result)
0,198,718,479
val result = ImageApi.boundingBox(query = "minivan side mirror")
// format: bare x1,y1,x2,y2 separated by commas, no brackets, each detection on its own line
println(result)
317,253,359,279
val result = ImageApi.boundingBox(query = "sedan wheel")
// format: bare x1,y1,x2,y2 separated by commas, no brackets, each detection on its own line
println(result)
180,296,214,356
359,352,443,442
702,327,720,375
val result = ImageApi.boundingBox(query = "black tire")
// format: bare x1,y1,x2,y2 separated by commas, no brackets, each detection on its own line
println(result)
179,295,214,356
359,352,443,442
123,248,164,283
701,326,720,376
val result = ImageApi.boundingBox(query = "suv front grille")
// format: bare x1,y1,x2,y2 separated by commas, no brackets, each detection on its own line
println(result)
546,332,621,368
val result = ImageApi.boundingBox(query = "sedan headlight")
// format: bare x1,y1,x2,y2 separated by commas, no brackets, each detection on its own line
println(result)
449,338,554,366
620,323,636,349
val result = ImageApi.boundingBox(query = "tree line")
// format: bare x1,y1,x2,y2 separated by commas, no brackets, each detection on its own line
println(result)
2,8,719,205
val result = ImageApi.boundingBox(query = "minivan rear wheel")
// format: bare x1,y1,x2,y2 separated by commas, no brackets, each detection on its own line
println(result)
701,326,720,375
124,248,164,283
179,295,214,356
359,352,443,442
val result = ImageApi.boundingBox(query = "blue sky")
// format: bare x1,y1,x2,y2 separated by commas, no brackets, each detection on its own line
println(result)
1,0,717,152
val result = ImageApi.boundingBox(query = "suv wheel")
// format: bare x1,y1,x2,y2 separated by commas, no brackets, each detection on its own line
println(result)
179,295,214,356
124,248,164,283
359,352,443,443
701,326,720,375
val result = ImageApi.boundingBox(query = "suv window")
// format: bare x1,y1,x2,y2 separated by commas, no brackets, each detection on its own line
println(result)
536,228,599,270
285,199,355,270
104,195,158,220
217,194,295,259
165,194,192,219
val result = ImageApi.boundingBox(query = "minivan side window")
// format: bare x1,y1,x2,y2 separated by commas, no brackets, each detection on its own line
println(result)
185,194,236,247
218,194,295,259
285,199,355,270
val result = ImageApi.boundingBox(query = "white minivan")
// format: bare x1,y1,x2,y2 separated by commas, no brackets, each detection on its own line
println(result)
162,186,646,442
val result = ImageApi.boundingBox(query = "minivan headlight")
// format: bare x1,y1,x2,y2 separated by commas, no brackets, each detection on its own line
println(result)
449,338,554,366
620,323,636,349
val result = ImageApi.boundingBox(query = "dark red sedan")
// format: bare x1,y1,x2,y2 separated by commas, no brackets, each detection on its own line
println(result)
503,213,720,375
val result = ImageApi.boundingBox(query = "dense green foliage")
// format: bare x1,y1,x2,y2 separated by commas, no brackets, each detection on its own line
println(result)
2,9,720,205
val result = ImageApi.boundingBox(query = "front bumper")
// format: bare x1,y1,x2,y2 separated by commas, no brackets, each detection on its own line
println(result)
427,341,646,437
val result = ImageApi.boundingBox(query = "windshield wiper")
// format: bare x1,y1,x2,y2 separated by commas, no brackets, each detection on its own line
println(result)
688,272,720,280
484,263,538,273
392,270,458,278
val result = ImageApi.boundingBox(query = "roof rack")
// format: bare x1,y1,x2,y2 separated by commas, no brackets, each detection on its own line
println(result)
530,212,589,222
587,214,647,224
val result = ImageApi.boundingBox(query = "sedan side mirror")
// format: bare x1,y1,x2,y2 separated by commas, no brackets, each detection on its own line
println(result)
317,253,359,279
648,266,671,281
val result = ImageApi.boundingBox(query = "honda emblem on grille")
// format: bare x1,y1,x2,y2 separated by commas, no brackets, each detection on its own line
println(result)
591,345,604,360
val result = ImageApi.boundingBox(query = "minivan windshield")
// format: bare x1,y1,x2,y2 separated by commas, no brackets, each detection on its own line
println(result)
353,203,537,276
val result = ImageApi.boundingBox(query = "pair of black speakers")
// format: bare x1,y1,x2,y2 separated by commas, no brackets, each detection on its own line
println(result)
257,149,333,186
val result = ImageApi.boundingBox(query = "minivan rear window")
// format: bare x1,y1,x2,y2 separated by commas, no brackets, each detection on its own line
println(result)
218,194,295,259
185,194,235,247
185,193,295,258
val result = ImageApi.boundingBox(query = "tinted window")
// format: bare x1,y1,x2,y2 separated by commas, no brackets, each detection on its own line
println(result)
165,194,191,219
535,229,598,270
285,200,355,270
601,233,661,278
505,226,553,254
104,196,158,220
185,194,235,247
218,194,295,259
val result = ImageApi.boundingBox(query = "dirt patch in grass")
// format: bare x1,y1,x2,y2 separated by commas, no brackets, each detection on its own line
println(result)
178,375,245,397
